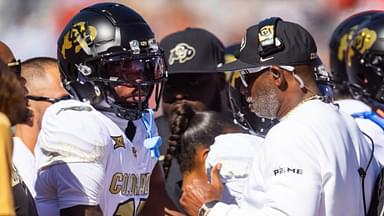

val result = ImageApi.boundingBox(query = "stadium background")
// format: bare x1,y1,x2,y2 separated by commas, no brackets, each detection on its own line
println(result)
0,0,382,80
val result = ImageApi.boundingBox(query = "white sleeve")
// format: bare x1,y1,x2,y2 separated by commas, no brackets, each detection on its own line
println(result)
208,129,322,216
36,101,110,170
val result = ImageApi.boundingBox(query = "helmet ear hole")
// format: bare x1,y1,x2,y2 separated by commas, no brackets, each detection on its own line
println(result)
76,63,93,77
71,82,102,104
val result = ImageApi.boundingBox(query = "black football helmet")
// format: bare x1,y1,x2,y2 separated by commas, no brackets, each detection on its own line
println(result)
329,11,381,98
227,72,277,137
57,2,167,120
346,13,384,106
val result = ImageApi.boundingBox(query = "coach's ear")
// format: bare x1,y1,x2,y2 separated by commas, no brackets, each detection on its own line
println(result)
202,148,210,161
270,66,287,91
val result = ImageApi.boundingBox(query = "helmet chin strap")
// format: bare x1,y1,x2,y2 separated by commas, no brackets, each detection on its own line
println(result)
112,104,144,120
96,100,147,120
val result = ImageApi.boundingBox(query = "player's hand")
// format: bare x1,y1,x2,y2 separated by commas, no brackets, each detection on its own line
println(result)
179,163,223,216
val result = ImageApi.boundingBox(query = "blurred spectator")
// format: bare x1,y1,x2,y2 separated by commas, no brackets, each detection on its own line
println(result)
0,41,38,216
0,61,19,216
13,57,70,197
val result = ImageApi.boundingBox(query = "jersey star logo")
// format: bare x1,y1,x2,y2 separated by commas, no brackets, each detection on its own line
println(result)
112,135,125,149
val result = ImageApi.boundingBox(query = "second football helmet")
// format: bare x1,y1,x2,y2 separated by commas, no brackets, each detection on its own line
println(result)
346,13,384,105
329,11,381,97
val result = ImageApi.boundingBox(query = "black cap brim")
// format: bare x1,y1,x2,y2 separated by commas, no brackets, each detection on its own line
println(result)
216,58,257,72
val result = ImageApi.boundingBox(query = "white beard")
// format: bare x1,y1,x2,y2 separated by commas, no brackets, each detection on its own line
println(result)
247,87,279,119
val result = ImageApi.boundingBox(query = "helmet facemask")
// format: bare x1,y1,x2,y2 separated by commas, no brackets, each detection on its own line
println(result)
348,48,384,104
79,50,167,120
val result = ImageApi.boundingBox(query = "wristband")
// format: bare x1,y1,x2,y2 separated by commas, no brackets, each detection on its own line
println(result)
198,200,219,216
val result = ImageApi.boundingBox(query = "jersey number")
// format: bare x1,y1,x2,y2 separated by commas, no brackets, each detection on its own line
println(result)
113,198,146,216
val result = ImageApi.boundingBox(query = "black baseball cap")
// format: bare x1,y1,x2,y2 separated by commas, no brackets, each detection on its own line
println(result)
160,27,225,74
218,17,318,72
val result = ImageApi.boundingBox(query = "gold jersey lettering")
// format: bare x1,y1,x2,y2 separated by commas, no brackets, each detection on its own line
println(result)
130,174,138,195
109,172,123,194
122,173,129,196
109,172,151,197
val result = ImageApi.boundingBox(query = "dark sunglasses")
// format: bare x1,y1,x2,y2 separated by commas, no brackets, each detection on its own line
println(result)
7,59,21,76
26,95,72,104
239,65,295,88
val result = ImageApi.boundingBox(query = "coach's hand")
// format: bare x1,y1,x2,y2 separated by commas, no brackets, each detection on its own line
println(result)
179,163,223,216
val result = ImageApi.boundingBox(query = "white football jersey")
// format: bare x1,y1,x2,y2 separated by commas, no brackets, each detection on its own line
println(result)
35,99,158,216
99,111,158,216
35,100,110,169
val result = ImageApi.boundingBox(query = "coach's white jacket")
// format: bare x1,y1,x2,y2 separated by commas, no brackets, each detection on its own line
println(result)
209,99,379,216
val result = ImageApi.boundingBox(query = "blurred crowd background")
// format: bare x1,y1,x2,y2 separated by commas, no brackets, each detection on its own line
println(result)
0,0,383,71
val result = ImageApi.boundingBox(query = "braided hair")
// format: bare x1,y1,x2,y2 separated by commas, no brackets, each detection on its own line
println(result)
163,101,240,178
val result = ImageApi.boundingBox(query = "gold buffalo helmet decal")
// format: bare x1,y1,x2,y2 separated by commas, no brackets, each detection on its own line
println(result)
60,22,97,59
168,43,196,65
337,25,359,62
347,27,377,67
337,34,349,62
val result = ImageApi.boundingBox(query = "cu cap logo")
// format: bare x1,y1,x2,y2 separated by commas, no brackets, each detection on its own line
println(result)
168,43,196,65
60,21,97,59
346,27,377,67
258,25,275,47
